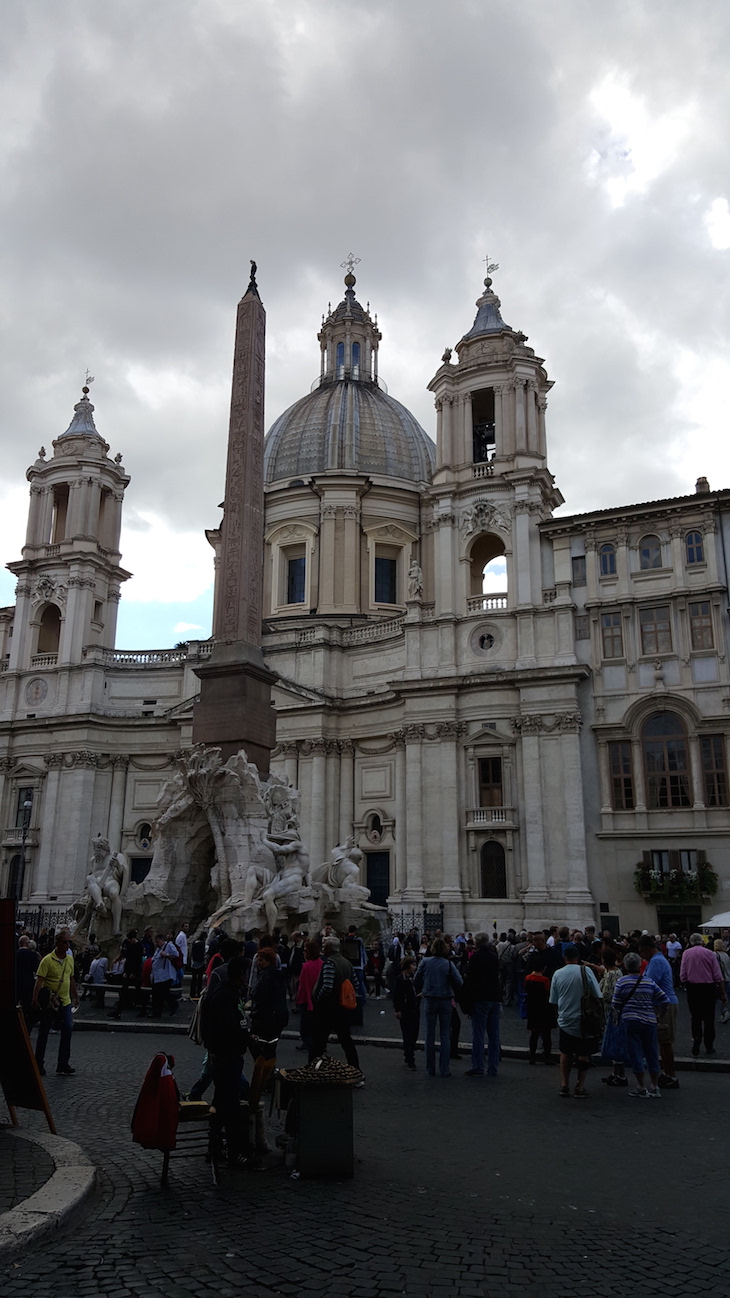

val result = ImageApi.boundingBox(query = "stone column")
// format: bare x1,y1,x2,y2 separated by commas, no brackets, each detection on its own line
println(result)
519,730,549,911
279,741,299,788
631,738,647,811
403,727,424,901
31,760,60,901
106,756,129,851
25,485,44,546
526,381,538,451
339,740,355,844
325,739,340,856
308,739,327,872
689,735,706,810
494,385,504,455
515,379,527,448
317,505,337,612
438,725,463,905
560,727,595,916
341,505,360,611
393,738,406,899
597,739,612,814
462,392,473,464
435,398,445,466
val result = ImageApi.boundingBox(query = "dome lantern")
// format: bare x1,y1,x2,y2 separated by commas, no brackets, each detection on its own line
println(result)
317,260,382,385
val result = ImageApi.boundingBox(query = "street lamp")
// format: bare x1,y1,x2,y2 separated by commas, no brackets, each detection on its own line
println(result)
17,793,33,900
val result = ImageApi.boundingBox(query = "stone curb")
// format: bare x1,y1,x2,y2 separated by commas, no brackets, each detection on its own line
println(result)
0,1127,96,1261
73,1017,730,1072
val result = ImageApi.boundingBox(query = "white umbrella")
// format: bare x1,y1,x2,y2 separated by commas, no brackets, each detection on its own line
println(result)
698,912,730,929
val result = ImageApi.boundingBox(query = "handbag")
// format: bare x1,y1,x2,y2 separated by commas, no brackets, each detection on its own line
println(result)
580,966,606,1039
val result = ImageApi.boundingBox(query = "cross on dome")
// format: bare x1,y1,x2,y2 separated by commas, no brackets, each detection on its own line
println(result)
341,252,361,276
482,254,499,278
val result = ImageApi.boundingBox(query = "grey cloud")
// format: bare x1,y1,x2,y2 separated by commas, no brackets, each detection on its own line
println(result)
1,0,729,546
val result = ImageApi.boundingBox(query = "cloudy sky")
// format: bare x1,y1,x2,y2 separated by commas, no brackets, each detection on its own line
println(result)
1,0,729,647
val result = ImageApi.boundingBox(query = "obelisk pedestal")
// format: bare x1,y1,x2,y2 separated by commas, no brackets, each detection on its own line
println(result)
193,264,277,773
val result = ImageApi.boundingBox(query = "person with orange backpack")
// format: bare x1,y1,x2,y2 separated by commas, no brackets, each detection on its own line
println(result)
311,937,363,1079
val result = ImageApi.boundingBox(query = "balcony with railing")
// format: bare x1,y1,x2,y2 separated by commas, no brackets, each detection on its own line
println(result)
466,593,508,613
2,826,40,847
82,640,214,668
30,654,58,669
466,806,516,828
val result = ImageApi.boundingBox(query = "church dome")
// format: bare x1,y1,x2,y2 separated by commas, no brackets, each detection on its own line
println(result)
264,269,435,485
264,380,435,484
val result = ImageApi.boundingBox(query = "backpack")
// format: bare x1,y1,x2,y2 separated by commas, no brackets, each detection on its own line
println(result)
339,977,357,1011
343,936,361,965
580,966,606,1039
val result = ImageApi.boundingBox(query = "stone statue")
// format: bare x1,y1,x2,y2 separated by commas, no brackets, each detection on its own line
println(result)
260,831,310,933
309,836,370,909
407,561,423,601
74,834,130,937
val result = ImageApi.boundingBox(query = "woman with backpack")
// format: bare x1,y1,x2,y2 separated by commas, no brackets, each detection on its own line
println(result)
310,937,362,1075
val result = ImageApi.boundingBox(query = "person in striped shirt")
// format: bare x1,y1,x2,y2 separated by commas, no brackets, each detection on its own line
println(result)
611,952,669,1099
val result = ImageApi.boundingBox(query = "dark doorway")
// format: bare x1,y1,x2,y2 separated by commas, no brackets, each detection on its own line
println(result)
480,841,507,898
656,905,702,936
366,852,390,907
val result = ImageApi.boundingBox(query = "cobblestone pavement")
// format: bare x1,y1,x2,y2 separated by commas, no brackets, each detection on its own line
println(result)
0,1130,53,1214
3,1029,729,1298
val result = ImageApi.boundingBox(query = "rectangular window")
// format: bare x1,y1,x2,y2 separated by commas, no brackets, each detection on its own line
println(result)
478,756,503,807
701,735,728,807
608,742,634,809
571,556,586,586
374,556,398,604
15,787,33,828
286,555,306,604
574,614,590,641
601,612,623,658
689,600,713,650
644,739,691,808
651,849,670,876
640,605,672,655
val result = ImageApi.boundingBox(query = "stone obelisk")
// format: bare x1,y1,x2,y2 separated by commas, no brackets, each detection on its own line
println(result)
192,262,277,772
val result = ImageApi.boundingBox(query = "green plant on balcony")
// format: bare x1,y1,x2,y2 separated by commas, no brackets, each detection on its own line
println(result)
633,861,718,903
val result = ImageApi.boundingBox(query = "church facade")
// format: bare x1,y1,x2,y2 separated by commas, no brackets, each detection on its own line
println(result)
2,270,729,935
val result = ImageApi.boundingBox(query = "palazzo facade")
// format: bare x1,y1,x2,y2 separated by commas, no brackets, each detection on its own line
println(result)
2,270,729,934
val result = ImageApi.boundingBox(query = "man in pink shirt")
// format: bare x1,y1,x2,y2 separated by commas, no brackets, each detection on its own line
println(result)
680,933,727,1056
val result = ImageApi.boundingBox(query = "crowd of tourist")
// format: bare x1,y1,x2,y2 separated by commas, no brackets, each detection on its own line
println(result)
13,914,730,1116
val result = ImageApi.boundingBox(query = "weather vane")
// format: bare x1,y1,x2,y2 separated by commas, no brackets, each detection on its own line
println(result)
482,254,499,277
341,253,361,275
84,369,95,387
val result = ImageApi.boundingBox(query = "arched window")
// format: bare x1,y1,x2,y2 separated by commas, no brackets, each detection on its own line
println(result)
685,531,704,565
351,341,360,379
642,712,691,808
480,840,507,898
599,543,616,576
639,535,662,570
336,342,344,378
37,604,61,656
469,533,507,598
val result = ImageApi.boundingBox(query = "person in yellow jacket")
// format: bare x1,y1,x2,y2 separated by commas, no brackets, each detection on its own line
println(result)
32,927,79,1076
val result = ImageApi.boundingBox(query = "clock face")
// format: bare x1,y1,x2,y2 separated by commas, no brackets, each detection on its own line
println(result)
25,678,48,706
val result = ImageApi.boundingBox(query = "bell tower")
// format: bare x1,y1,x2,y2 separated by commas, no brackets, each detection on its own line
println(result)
6,385,131,673
425,273,563,635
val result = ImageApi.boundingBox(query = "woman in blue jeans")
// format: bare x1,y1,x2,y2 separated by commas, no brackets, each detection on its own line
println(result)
611,951,668,1098
414,938,463,1077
